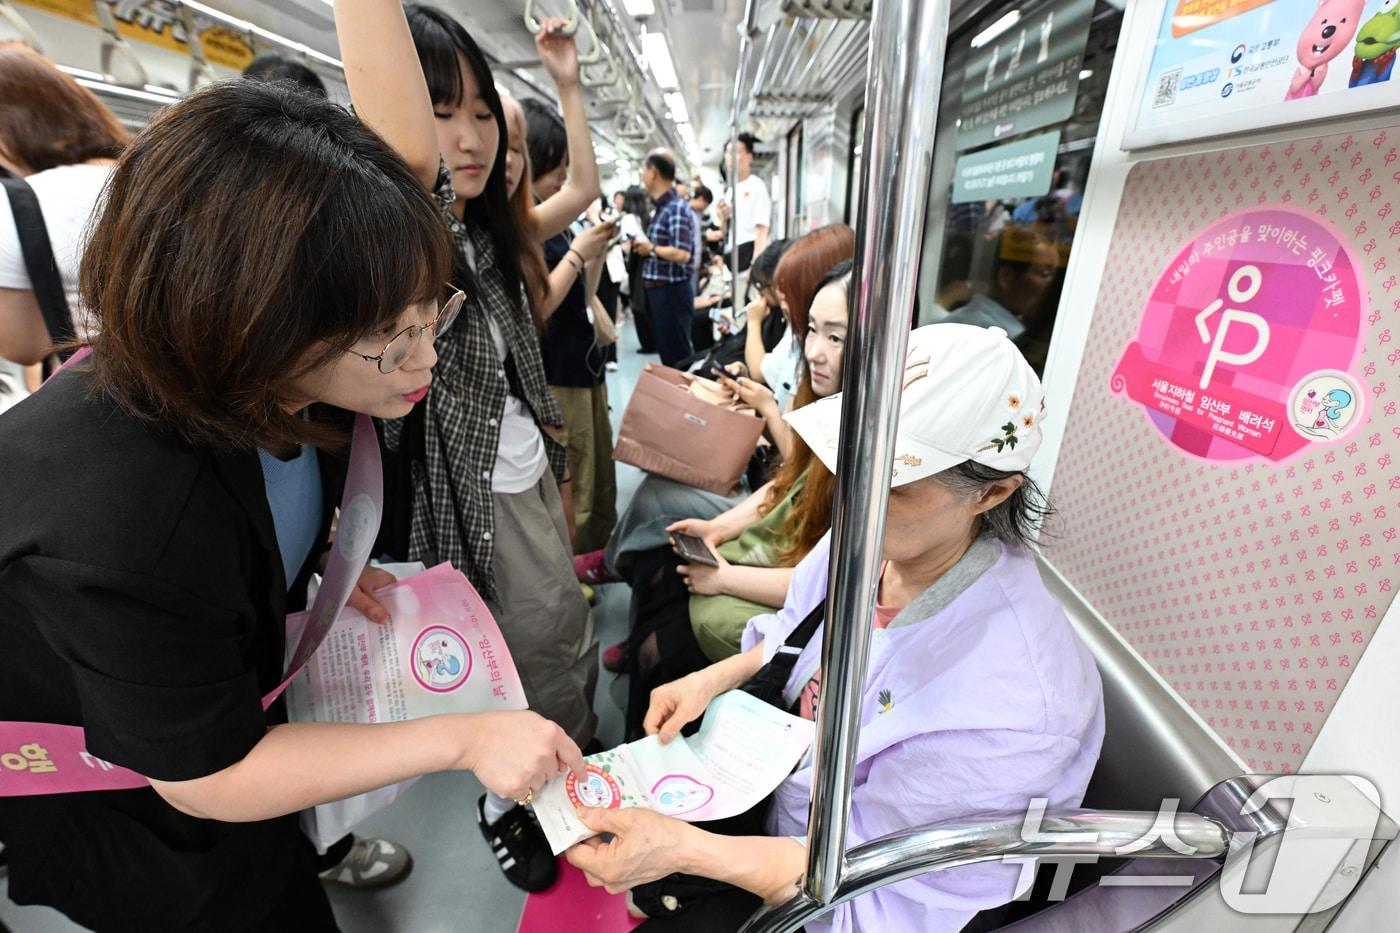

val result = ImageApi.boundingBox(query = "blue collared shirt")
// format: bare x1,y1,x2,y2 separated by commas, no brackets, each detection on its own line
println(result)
643,189,696,284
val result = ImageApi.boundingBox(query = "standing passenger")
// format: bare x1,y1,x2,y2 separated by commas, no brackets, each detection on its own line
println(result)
335,0,598,892
0,80,582,933
522,97,619,554
718,131,770,273
633,149,696,367
0,43,128,389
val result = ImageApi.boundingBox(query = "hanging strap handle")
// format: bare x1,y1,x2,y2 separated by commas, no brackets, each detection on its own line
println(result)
0,176,76,358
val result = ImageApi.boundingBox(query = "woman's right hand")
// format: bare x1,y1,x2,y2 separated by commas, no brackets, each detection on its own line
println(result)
745,295,771,326
666,516,729,549
644,670,725,744
457,711,586,801
572,221,618,264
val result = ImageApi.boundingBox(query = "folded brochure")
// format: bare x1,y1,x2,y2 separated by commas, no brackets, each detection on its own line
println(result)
534,689,815,854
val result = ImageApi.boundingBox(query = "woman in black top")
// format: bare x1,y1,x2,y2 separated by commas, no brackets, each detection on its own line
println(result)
0,81,582,932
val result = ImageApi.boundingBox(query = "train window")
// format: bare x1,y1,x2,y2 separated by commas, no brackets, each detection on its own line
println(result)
921,0,1123,376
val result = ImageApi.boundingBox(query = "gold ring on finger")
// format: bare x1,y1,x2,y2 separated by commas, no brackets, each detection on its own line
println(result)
516,789,534,807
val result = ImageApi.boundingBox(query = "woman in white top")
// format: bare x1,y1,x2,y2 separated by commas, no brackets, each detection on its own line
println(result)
0,43,128,385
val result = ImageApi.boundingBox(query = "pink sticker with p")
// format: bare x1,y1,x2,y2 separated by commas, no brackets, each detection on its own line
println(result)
1110,206,1366,463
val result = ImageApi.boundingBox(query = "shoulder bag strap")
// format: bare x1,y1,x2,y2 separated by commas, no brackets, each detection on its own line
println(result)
738,600,826,707
1,176,76,355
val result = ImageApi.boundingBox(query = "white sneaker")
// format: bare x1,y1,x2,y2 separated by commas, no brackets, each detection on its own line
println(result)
605,361,619,372
318,836,413,888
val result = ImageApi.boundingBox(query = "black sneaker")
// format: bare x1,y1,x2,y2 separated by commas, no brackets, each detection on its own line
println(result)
477,796,558,893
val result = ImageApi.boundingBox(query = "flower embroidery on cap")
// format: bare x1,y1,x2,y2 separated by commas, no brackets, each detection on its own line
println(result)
1022,413,1035,429
981,422,1020,454
897,454,922,467
877,688,893,714
1007,394,1022,410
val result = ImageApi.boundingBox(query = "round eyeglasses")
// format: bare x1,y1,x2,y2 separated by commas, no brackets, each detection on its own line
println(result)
350,285,465,374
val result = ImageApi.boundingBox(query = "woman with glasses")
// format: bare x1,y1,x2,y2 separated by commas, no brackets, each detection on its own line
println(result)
0,81,583,932
337,1,600,892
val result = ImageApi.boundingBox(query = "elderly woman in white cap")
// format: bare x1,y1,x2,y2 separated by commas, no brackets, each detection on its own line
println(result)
565,324,1105,931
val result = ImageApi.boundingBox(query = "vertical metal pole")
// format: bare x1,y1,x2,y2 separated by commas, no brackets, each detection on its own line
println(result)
730,0,757,303
801,0,951,906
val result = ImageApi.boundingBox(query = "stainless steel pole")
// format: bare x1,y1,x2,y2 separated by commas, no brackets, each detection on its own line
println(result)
801,0,952,907
729,0,759,304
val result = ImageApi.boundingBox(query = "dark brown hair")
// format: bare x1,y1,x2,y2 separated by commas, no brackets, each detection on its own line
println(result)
772,223,854,336
0,42,129,173
82,80,451,451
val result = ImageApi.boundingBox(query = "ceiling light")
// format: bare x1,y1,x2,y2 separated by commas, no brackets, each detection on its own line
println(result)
184,1,341,68
641,31,679,89
73,77,182,105
970,10,1021,49
624,0,657,15
664,92,689,124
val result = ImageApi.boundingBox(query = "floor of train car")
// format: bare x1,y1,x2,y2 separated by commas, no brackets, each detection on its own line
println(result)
0,319,653,933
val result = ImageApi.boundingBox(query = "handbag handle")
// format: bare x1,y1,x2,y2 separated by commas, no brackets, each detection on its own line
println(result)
1,176,76,357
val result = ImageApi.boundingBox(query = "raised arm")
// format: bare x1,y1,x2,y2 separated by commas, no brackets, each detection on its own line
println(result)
529,21,603,239
334,0,440,189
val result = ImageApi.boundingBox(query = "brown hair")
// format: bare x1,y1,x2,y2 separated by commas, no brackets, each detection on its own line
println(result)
503,95,549,329
0,42,128,173
82,80,451,451
772,223,854,335
761,236,855,564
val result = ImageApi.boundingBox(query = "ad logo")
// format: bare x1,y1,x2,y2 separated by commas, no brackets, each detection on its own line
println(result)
411,624,472,693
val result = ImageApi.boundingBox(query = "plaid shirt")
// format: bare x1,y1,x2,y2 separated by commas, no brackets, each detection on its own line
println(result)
382,163,566,600
643,189,696,283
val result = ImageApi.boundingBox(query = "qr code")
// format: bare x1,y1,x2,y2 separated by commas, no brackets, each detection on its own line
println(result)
1153,68,1181,108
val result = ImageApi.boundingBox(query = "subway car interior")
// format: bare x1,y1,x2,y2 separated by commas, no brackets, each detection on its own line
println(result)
1,0,1399,931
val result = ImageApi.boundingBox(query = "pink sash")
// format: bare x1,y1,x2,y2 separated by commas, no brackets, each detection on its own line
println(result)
0,353,383,796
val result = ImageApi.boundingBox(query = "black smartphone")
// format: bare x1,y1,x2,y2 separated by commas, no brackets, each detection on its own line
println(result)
671,533,719,567
709,362,748,381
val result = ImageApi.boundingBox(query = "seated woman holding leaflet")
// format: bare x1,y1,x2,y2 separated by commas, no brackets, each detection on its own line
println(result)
566,324,1105,932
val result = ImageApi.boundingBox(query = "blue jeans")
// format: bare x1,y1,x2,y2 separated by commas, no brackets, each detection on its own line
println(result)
645,279,695,368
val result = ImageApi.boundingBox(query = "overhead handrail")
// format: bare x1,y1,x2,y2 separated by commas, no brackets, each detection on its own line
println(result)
523,0,580,37
740,809,1232,933
178,4,218,92
574,4,606,65
0,0,45,54
93,0,149,88
580,40,620,88
612,75,656,141
781,0,873,18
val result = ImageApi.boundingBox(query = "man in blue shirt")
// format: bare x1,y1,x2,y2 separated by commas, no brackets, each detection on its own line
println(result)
634,149,697,366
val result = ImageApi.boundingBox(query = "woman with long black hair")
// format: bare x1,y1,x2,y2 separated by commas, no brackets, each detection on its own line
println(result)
337,0,599,893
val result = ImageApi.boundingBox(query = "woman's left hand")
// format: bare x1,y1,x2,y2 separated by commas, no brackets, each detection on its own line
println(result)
534,17,580,87
718,373,777,418
347,566,395,624
565,807,694,893
676,552,730,596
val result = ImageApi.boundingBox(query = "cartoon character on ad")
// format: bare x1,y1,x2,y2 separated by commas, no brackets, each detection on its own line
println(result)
411,625,471,692
1349,0,1400,86
1285,0,1366,99
1290,373,1362,439
650,775,715,817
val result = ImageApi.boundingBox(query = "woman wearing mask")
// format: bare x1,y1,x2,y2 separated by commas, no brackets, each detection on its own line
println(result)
0,80,582,933
0,42,128,392
337,0,598,892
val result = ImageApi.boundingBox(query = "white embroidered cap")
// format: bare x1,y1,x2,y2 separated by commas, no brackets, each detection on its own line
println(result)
784,323,1046,487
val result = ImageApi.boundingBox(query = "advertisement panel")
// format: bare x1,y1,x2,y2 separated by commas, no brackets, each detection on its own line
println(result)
1127,0,1400,148
1046,126,1400,772
18,0,254,71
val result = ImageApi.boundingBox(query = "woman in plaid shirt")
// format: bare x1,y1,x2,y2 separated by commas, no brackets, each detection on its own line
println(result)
337,0,598,893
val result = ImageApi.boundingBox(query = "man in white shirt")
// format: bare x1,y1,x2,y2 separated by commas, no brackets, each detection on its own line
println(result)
718,132,771,274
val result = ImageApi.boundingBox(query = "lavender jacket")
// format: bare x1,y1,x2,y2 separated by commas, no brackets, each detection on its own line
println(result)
742,533,1105,932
